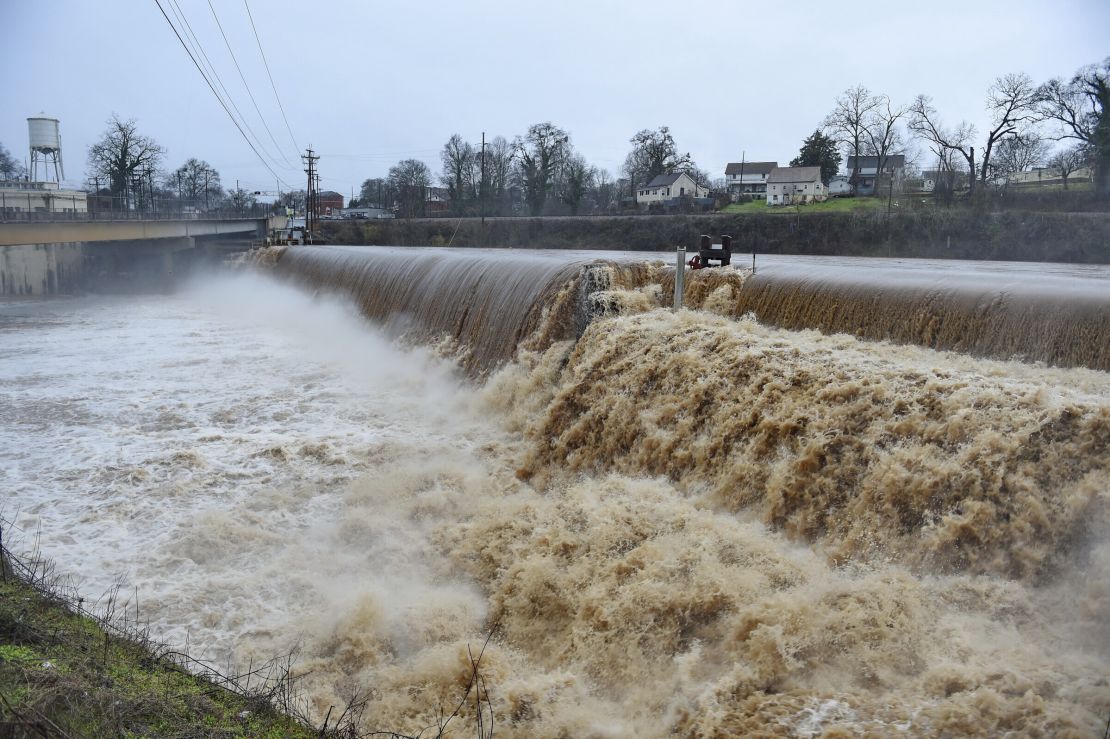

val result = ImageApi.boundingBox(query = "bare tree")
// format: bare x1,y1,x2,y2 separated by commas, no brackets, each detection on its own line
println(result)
979,73,1041,183
823,85,881,194
593,168,617,213
1037,57,1110,197
991,133,1050,183
440,134,475,212
622,126,691,196
169,158,221,207
1047,144,1091,189
908,74,1039,195
87,115,165,207
558,153,594,215
514,122,569,216
388,158,431,218
908,95,979,193
861,95,908,179
226,187,257,211
483,136,515,214
279,189,306,211
358,177,392,209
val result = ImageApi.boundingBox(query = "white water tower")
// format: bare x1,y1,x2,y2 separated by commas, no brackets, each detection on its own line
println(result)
28,115,64,183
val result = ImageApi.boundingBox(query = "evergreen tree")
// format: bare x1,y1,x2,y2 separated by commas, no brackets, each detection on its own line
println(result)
791,129,841,184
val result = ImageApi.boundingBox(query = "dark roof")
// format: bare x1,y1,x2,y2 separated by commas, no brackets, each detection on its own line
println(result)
644,172,689,188
767,166,822,183
725,161,777,176
845,155,906,170
318,190,343,198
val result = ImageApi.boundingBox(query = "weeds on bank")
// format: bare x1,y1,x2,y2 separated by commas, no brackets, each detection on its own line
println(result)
0,516,496,738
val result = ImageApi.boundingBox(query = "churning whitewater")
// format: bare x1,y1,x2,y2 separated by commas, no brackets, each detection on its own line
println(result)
1,254,1108,737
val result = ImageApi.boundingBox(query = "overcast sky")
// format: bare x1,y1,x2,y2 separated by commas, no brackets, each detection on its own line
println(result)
2,0,1107,197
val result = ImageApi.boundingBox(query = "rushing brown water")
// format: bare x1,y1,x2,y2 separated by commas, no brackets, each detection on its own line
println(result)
246,245,1110,734
9,248,1105,735
721,261,1110,372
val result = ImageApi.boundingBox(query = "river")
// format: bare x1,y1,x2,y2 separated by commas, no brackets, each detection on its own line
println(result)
1,255,1108,736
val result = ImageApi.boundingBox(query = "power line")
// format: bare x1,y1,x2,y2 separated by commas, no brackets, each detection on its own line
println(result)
205,0,297,168
243,0,300,158
152,0,293,189
170,0,293,173
163,0,293,174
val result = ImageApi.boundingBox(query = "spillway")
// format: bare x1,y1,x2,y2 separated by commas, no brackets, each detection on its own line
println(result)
270,246,1110,373
274,245,594,373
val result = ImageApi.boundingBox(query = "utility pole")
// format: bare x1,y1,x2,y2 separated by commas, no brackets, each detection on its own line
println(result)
738,150,746,201
302,147,319,239
480,131,487,225
147,166,156,215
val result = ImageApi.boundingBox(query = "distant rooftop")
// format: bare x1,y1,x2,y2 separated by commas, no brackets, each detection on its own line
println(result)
846,154,906,169
725,161,777,176
767,166,822,183
644,172,690,188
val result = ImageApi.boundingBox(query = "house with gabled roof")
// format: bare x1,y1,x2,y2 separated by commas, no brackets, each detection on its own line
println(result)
635,171,708,206
845,154,906,195
724,161,777,199
766,166,826,205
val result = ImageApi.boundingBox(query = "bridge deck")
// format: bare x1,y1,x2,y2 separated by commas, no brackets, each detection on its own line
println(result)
0,217,282,246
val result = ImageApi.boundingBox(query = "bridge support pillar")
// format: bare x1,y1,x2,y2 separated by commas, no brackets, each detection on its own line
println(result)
0,242,85,296
157,237,197,286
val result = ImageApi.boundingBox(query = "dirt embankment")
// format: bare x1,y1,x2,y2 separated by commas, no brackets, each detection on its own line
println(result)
322,210,1110,263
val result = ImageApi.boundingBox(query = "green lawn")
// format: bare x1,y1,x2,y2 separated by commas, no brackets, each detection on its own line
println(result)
0,566,322,737
721,196,898,215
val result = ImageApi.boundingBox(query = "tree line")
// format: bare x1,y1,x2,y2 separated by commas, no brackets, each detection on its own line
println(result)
2,56,1105,219
789,57,1109,199
349,124,713,218
1,114,273,214
354,57,1107,218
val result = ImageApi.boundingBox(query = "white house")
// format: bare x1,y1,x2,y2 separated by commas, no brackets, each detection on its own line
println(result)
827,175,852,197
636,172,708,205
1002,166,1094,186
921,169,968,193
724,161,777,199
766,166,826,205
844,154,906,195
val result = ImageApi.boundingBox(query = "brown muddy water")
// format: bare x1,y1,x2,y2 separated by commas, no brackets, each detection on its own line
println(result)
1,246,1108,736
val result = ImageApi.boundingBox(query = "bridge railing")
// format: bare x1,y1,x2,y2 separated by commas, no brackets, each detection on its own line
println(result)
0,194,281,224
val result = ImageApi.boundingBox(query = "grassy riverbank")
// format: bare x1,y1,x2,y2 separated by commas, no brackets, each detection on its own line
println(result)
720,196,890,214
0,536,324,737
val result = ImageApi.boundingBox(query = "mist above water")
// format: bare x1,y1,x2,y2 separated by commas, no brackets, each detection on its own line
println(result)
1,260,1108,736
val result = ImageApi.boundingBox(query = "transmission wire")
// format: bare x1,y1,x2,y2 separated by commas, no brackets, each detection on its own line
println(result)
164,0,293,173
243,0,301,157
206,0,297,167
152,0,292,189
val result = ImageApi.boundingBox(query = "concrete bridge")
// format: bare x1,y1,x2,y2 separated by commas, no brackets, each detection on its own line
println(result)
0,215,283,296
0,215,280,247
